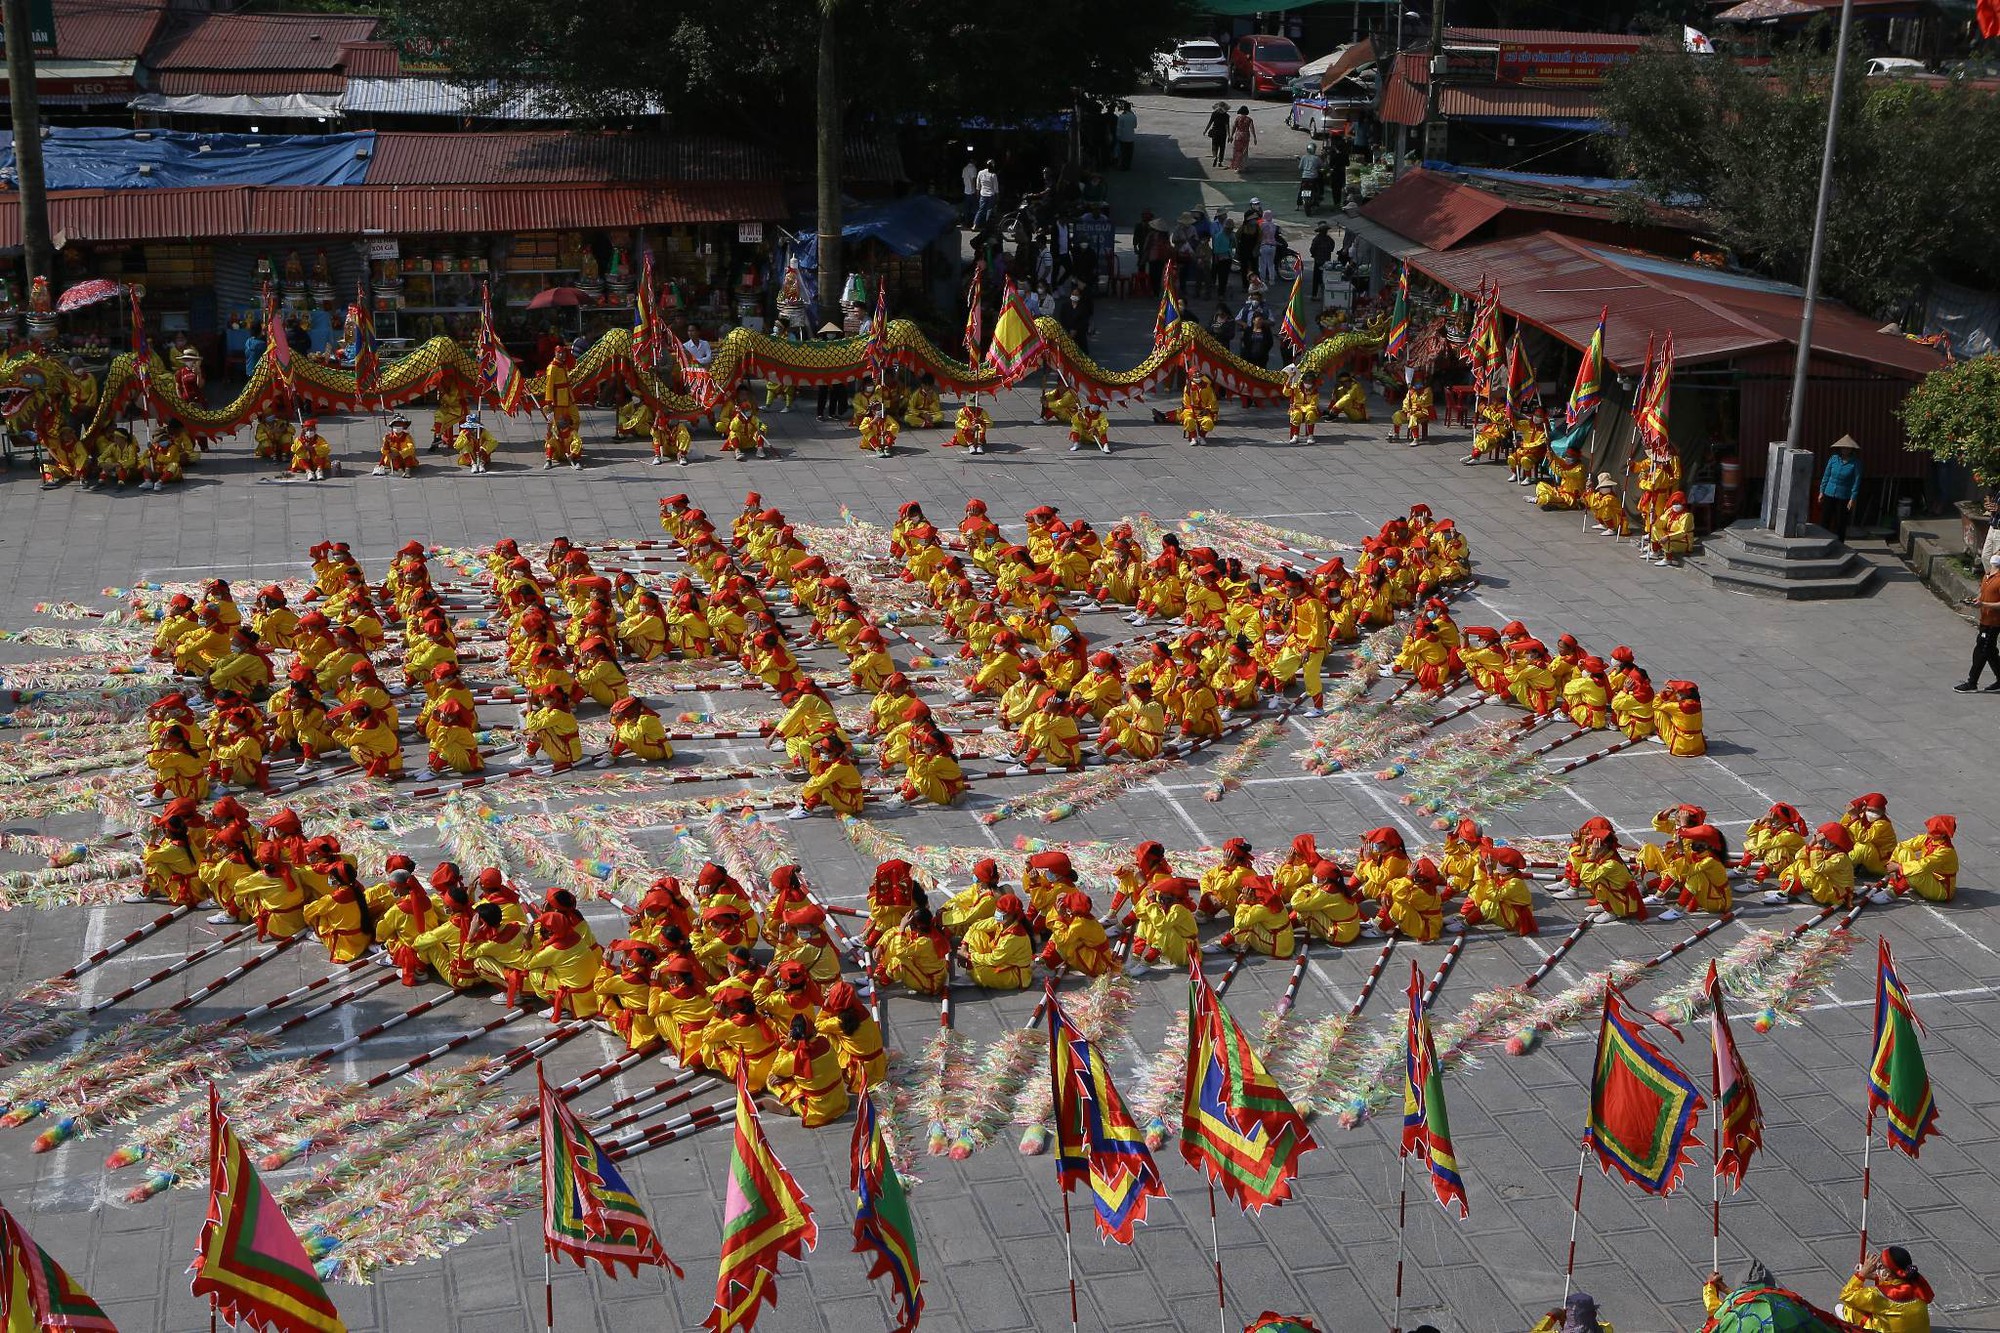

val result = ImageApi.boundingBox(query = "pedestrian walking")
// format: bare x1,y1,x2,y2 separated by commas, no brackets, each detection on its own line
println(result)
960,148,979,225
1819,435,1862,539
973,160,1000,228
1229,105,1257,171
1115,101,1138,170
1205,101,1230,167
1955,551,2000,693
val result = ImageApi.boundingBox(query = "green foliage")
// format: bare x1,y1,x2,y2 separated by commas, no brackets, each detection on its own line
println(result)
384,0,1190,133
1599,33,2000,318
1898,356,2000,488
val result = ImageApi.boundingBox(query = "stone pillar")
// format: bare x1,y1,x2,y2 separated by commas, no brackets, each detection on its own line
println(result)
1763,442,1815,537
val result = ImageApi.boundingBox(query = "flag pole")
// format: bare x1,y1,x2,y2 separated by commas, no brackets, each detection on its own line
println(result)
1562,1140,1589,1302
544,1240,554,1333
1857,1101,1875,1266
1060,1180,1080,1333
1711,1123,1723,1276
1206,1180,1228,1333
1391,1149,1410,1333
1045,981,1080,1333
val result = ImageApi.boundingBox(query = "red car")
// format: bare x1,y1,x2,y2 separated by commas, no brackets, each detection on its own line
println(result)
1230,34,1304,97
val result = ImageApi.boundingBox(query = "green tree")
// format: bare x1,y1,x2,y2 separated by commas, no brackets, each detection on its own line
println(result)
1599,33,2000,318
1900,356,2000,488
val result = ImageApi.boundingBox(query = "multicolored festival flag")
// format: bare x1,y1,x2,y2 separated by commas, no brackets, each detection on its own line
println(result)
1401,962,1469,1218
1705,962,1764,1191
1635,330,1674,448
707,1066,816,1333
849,1091,922,1332
190,1085,347,1333
261,286,290,376
477,282,524,415
1049,983,1168,1244
1868,938,1940,1157
1586,988,1706,1197
963,260,985,362
1153,260,1182,349
0,1204,117,1333
1465,279,1501,396
348,282,378,399
633,251,657,368
1179,958,1316,1212
538,1064,681,1279
1383,267,1409,360
1277,271,1312,357
1502,327,1538,420
1566,307,1605,427
983,278,1044,388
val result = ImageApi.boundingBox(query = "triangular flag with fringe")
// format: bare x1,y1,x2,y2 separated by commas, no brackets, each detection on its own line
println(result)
1869,938,1939,1157
0,1204,117,1332
190,1084,346,1333
1278,270,1312,357
707,1067,816,1333
984,278,1044,387
1587,988,1706,1197
1706,962,1764,1191
1153,261,1182,348
539,1063,682,1279
1566,307,1605,428
1050,983,1168,1244
1179,958,1316,1212
849,1091,922,1331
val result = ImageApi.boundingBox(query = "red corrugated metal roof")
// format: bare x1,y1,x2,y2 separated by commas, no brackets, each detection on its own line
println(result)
54,0,167,60
147,12,378,71
337,41,400,77
1404,230,1943,377
1379,51,1605,124
1440,85,1604,120
1,182,786,247
153,70,346,95
1358,169,1507,250
1444,27,1646,48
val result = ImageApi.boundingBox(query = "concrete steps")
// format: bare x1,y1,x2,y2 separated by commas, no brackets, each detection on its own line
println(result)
1691,521,1879,600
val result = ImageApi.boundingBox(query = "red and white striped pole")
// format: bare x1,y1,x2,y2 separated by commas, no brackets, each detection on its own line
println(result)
601,1097,737,1163
1347,935,1398,1018
161,933,305,1015
303,989,464,1064
52,904,193,983
364,1007,529,1089
84,924,258,1015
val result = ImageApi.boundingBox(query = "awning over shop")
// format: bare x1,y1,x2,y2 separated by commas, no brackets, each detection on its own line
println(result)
341,77,648,120
0,58,138,103
129,91,344,120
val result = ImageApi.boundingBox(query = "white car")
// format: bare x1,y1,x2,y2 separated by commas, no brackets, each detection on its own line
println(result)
1865,57,1927,77
1153,40,1229,93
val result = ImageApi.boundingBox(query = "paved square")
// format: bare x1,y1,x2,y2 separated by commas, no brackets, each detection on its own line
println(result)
0,281,1993,1333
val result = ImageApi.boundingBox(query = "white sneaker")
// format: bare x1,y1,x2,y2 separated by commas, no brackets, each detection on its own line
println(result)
206,912,236,925
757,447,769,459
592,754,614,768
1761,890,1790,905
1004,763,1031,776
1547,887,1580,900
1444,919,1466,934
371,465,388,476
882,795,907,810
1587,909,1614,925
677,457,689,466
570,460,581,470
490,993,513,1005
1641,893,1663,905
650,457,663,466
1593,524,1610,534
1868,889,1894,906
1300,706,1325,718
785,804,812,820
296,759,318,774
413,768,438,782
544,460,555,470
1360,923,1385,939
1201,939,1232,955
1069,443,1082,453
1659,907,1684,921
1099,444,1111,454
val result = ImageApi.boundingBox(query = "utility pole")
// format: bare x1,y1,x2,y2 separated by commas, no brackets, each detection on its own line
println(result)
1783,0,1855,454
2,0,53,290
1420,0,1447,163
814,0,844,325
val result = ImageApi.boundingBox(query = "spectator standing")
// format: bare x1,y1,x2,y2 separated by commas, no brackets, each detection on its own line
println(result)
1235,210,1261,296
1207,304,1239,354
1818,435,1862,539
1982,492,2000,570
1144,219,1171,298
960,149,979,225
1229,105,1257,171
1056,288,1091,355
1115,102,1138,170
1210,213,1234,296
1242,313,1275,369
1204,101,1231,167
1309,221,1336,297
1956,550,2000,693
973,160,1000,228
813,323,850,421
1258,209,1280,284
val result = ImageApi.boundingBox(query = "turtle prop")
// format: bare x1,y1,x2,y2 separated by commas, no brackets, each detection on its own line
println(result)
1700,1285,1858,1333
1244,1317,1321,1333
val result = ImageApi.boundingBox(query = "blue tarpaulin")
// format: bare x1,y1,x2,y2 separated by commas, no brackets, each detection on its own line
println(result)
793,195,960,267
0,127,376,192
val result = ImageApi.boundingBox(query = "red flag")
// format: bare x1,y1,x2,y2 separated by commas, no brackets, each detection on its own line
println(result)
1705,962,1764,1191
1981,0,2000,39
